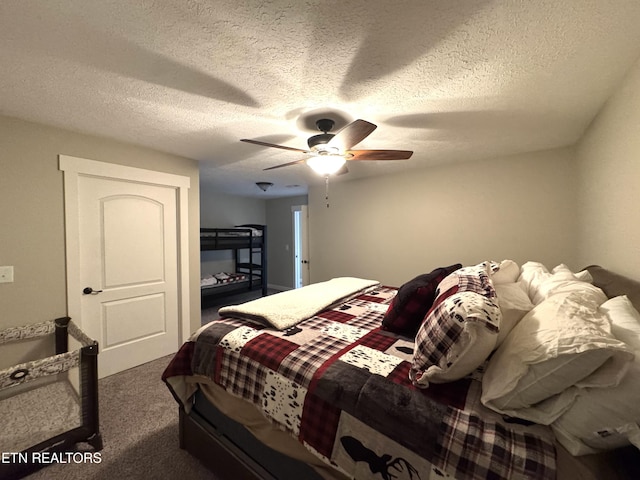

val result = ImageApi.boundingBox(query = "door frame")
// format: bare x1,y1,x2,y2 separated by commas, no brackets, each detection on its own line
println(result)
59,155,191,345
291,204,309,288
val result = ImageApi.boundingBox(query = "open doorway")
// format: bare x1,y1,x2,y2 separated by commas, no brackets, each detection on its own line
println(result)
292,205,309,288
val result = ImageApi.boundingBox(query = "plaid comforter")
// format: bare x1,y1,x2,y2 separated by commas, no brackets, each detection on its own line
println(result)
163,287,556,480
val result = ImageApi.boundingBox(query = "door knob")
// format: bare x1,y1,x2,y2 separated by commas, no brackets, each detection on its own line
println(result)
83,287,103,295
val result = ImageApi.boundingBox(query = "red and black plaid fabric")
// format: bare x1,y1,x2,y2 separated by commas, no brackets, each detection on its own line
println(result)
357,293,386,303
277,335,349,387
411,263,502,383
387,361,470,410
217,273,247,284
415,295,479,366
163,281,556,480
161,342,194,380
299,392,342,458
242,334,298,372
381,264,462,337
436,408,555,480
317,309,355,323
218,349,268,405
358,328,398,351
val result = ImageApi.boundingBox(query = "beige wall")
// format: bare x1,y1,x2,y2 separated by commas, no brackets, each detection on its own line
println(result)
0,116,201,339
576,58,640,281
308,148,578,286
200,189,266,227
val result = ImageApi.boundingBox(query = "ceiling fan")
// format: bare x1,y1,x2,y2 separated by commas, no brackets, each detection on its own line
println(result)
240,119,413,175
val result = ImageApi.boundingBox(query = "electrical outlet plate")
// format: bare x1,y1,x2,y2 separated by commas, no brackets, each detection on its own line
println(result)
0,266,14,283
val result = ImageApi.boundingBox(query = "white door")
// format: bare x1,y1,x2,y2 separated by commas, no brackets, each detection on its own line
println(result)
293,205,310,288
61,156,190,379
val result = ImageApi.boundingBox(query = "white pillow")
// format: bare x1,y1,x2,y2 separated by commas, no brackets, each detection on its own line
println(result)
491,260,520,285
494,282,533,347
530,264,607,306
574,269,594,283
551,264,575,275
531,267,574,304
481,291,634,424
551,264,594,284
518,261,551,301
552,295,640,455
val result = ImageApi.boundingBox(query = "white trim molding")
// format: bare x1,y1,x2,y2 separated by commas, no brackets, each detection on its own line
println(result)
59,154,191,345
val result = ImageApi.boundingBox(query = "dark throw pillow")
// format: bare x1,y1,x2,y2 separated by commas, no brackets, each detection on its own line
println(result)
382,263,462,337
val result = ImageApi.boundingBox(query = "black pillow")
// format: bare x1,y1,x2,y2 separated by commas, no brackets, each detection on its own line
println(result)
381,264,462,337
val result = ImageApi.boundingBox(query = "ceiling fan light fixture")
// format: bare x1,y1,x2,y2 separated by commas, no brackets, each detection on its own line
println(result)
256,181,273,192
306,155,346,175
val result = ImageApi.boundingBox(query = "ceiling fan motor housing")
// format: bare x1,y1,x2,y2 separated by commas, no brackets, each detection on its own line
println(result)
308,133,335,148
307,118,336,149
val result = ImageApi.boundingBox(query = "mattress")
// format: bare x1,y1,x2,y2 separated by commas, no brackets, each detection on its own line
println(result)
200,272,248,289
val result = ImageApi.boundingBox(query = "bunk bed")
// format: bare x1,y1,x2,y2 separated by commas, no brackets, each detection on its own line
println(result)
200,224,267,305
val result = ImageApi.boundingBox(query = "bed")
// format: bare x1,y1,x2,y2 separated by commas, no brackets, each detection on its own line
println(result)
163,263,640,480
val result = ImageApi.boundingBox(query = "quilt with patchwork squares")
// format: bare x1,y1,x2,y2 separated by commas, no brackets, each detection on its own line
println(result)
163,286,556,480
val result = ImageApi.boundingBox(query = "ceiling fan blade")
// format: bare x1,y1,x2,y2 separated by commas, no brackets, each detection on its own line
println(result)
327,119,377,151
263,159,306,171
346,149,413,161
241,138,309,154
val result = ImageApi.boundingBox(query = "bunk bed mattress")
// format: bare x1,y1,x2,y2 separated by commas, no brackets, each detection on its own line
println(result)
164,287,556,480
200,272,247,289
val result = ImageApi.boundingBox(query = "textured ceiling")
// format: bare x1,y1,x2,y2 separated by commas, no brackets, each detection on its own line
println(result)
2,1,640,198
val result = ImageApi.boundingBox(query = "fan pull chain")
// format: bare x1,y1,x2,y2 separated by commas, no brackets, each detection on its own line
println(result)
325,175,330,208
